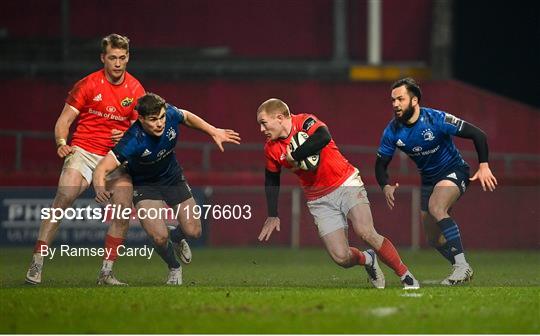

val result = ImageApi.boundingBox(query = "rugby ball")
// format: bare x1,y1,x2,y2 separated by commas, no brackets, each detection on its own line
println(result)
289,131,320,171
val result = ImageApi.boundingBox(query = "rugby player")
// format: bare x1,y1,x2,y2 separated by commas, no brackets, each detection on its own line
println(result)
93,93,240,285
257,98,419,289
375,77,497,285
26,34,147,285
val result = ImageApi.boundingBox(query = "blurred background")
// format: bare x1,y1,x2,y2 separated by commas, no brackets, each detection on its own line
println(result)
0,0,538,250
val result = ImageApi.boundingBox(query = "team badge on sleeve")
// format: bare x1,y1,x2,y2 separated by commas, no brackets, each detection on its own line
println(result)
303,117,317,131
444,113,463,128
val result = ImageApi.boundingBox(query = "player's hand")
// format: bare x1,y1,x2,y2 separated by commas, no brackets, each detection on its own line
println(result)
285,144,300,169
383,183,399,210
470,162,498,192
57,145,74,158
258,217,280,241
286,144,296,165
212,128,241,152
94,187,113,204
111,129,124,145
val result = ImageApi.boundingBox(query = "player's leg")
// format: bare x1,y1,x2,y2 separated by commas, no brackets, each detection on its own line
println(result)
422,210,455,264
98,170,132,282
320,227,384,289
38,168,90,245
337,174,418,289
26,167,89,285
136,199,182,285
169,198,200,264
307,181,384,289
307,195,360,268
320,227,364,268
174,197,202,239
347,202,419,289
169,181,199,263
429,179,473,285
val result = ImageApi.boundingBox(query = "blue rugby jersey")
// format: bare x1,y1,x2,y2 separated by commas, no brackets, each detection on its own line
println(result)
112,104,184,185
377,107,469,182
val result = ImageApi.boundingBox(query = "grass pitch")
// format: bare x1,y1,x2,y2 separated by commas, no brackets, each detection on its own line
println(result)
1,247,539,333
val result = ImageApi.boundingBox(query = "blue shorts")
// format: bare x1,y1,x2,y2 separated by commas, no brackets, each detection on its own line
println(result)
420,165,470,212
133,176,193,207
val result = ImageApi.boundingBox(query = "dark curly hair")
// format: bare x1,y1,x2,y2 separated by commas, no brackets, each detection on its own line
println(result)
391,77,422,102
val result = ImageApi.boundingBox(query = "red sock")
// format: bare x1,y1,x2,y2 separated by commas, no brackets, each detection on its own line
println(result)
33,240,48,254
104,234,124,261
376,238,408,277
349,247,366,265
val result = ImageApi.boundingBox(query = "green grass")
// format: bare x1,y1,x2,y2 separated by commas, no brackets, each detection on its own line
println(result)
1,247,539,333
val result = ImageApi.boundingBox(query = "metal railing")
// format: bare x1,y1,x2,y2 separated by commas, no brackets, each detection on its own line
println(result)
203,184,423,249
1,130,539,176
1,129,539,249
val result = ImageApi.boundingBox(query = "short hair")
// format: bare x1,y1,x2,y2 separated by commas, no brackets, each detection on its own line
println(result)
257,98,291,117
101,33,130,54
391,77,422,101
135,93,166,117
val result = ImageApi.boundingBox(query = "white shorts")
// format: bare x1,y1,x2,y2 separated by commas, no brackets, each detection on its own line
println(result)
62,146,126,184
306,169,370,237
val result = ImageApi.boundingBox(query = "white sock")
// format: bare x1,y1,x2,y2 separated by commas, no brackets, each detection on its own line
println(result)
454,253,467,265
363,251,373,265
101,260,114,273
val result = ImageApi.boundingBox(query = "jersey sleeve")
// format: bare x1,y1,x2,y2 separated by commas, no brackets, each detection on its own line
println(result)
65,77,91,110
111,129,140,163
301,114,327,136
439,111,465,136
168,104,185,124
377,126,396,158
264,144,281,173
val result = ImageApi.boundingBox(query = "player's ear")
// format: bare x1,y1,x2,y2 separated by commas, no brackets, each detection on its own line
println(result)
100,53,105,64
412,96,418,105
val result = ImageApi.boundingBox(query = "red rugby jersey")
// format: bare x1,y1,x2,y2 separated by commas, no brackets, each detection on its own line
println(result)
66,69,145,156
264,113,355,200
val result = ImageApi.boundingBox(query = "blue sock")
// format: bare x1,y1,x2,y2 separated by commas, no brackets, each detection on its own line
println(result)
437,217,464,260
435,243,456,264
169,226,186,243
155,240,180,269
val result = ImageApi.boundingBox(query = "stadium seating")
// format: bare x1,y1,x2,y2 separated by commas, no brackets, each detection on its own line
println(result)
1,0,432,61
